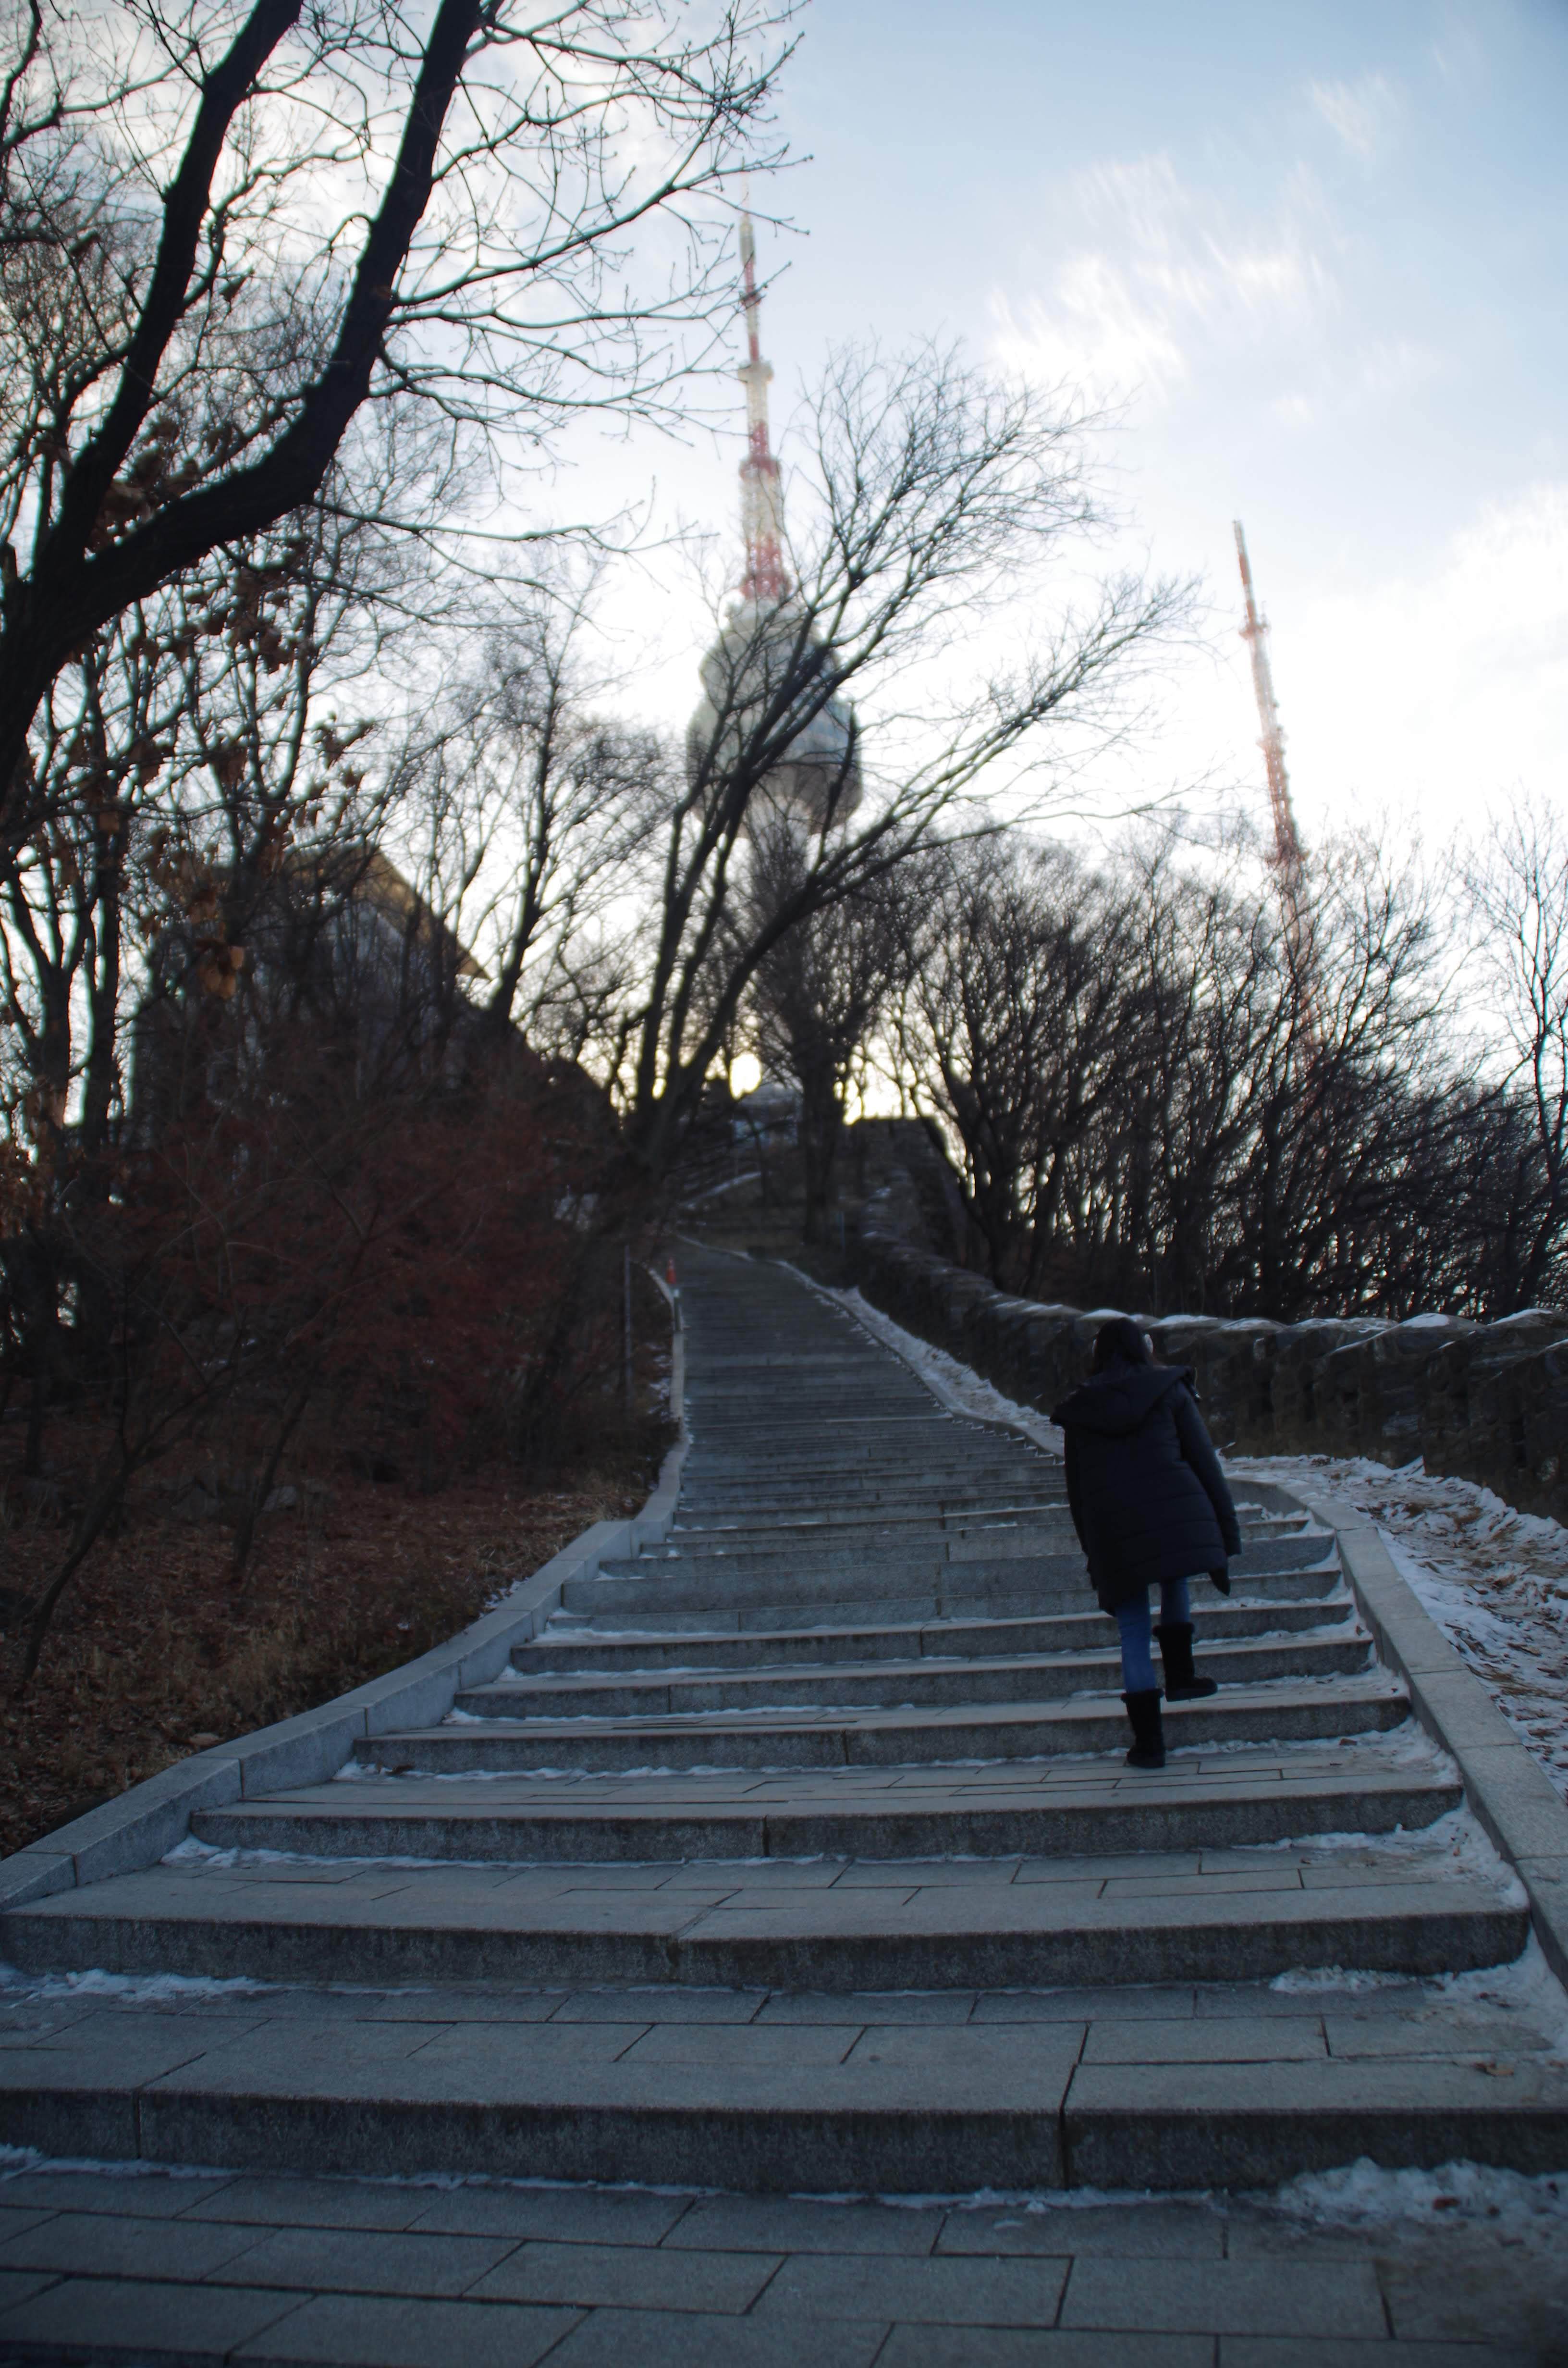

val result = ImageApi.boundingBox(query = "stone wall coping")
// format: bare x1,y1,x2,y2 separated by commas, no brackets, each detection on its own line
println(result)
1271,1481,1568,1991
0,1332,687,1914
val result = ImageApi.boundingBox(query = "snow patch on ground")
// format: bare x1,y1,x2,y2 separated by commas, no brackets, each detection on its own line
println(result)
1265,2156,1568,2241
0,1963,268,2002
1253,1801,1525,1899
1234,1454,1568,1805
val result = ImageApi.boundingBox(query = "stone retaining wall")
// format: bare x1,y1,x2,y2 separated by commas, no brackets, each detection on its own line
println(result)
844,1125,1568,1525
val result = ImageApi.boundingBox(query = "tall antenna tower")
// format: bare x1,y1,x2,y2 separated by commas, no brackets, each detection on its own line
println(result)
737,213,787,605
1234,521,1316,1007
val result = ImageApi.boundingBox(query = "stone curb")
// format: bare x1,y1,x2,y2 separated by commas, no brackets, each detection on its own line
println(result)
1261,1481,1568,1993
0,1333,688,1915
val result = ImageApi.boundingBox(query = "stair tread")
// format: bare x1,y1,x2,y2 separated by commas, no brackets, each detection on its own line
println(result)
473,1636,1367,1700
205,1750,1463,1815
6,1846,1522,1944
7,1978,1564,2198
421,1673,1404,1736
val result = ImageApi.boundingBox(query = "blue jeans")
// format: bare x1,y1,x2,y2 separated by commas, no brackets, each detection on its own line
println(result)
1115,1576,1193,1692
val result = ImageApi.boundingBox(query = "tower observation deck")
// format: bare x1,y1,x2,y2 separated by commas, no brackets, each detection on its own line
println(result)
685,214,861,838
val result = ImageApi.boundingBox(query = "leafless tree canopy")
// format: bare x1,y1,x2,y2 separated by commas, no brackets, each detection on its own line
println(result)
888,823,1568,1322
0,0,793,842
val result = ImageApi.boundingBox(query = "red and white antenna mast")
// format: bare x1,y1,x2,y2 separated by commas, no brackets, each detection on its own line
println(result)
737,213,788,606
1234,521,1316,1009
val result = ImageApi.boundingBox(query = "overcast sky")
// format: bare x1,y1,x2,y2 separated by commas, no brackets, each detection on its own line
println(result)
585,0,1568,865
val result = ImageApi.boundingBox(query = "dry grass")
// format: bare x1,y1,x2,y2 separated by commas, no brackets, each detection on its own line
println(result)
0,1404,674,1859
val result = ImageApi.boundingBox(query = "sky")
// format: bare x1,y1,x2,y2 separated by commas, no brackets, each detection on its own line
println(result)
581,0,1568,868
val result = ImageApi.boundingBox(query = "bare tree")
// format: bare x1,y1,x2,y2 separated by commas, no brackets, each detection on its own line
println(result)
1466,800,1568,1307
391,575,667,1049
0,0,793,846
894,835,1131,1294
891,818,1543,1323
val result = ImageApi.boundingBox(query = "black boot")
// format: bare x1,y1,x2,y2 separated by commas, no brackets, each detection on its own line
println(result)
1156,1620,1218,1701
1122,1687,1165,1769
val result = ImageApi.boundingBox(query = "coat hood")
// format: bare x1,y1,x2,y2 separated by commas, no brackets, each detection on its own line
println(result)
1051,1363,1194,1436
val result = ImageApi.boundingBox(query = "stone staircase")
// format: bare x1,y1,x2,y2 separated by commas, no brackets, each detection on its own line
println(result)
4,1244,1567,2195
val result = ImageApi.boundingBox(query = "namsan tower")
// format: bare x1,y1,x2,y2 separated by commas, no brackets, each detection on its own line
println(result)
686,212,861,837
736,211,787,606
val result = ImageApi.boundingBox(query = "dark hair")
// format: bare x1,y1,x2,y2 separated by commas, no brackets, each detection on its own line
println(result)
1090,1317,1152,1375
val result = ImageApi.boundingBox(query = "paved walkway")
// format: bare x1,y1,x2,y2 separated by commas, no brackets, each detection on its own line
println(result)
1,2152,1567,2363
2,1246,1567,2359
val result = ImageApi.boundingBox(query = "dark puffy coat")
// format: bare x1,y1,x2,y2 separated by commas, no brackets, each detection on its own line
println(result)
1051,1363,1242,1613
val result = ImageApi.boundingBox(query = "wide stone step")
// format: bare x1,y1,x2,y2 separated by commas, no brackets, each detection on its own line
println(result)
677,1506,1298,1544
366,1677,1409,1773
669,1502,1075,1540
524,1596,1349,1672
612,1529,1087,1575
599,1529,1319,1583
551,1564,1341,1636
0,1843,1522,1993
8,1969,1565,2195
674,1488,1068,1517
457,1635,1372,1722
568,1544,1337,1620
189,1753,1462,1863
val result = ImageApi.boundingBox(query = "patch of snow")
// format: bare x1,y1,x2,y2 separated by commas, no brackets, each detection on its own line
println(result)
0,1964,267,2002
1234,1453,1568,1805
163,1838,489,1875
1249,1802,1523,1899
1441,1934,1568,2053
1265,2156,1568,2241
1270,1965,1414,1994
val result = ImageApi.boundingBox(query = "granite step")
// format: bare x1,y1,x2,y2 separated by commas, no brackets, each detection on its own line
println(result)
360,1675,1411,1774
521,1596,1349,1671
564,1552,1338,1623
187,1751,1462,1863
0,1838,1524,1993
8,1969,1566,2195
455,1635,1372,1722
550,1565,1343,1635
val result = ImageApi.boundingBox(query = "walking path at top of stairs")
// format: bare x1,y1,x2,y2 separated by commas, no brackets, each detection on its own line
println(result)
3,1244,1567,2237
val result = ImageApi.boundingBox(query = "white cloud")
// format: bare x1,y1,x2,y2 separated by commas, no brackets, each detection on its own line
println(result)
1307,72,1404,161
1268,482,1568,840
990,152,1335,407
1357,337,1442,399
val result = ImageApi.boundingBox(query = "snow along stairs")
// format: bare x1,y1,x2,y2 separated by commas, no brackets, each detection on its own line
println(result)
3,1243,1568,2195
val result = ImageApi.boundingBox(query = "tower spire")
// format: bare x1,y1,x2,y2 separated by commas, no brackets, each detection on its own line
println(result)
1234,520,1317,1031
737,212,787,605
